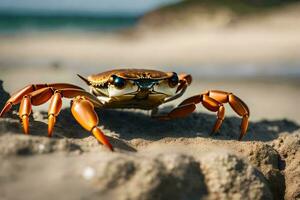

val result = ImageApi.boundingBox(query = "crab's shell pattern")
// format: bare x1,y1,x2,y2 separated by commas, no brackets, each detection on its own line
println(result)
88,69,172,86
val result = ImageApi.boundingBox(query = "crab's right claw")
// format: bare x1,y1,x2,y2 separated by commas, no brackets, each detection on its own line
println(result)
71,98,113,151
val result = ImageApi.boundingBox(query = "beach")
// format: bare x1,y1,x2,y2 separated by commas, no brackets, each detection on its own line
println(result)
0,2,300,199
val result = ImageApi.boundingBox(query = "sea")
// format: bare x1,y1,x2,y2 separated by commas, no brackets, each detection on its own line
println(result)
0,12,140,35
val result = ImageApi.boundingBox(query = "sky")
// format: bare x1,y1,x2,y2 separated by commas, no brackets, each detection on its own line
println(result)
0,0,180,15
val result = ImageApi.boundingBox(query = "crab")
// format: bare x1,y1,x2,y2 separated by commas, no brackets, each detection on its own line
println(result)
0,69,249,151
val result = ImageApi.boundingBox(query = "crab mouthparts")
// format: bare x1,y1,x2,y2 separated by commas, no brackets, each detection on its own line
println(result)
134,80,157,99
135,80,157,90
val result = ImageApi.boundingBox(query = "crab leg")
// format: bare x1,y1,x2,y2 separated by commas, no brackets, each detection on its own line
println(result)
202,90,249,140
177,74,192,93
182,91,249,140
18,87,109,149
46,88,101,137
0,83,84,117
19,96,32,134
0,85,34,117
201,95,225,134
48,92,63,137
153,95,225,133
46,89,102,137
154,90,249,140
1,84,103,138
152,103,196,120
71,97,113,151
1,84,111,149
40,88,102,137
163,74,192,104
17,88,56,134
59,88,102,107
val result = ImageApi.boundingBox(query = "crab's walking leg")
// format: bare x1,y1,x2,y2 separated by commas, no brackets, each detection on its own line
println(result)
71,97,113,151
153,95,224,132
0,83,83,117
201,95,225,134
0,84,111,149
48,92,63,137
19,96,32,134
153,90,249,140
206,90,249,140
43,88,102,137
18,87,56,134
179,90,249,140
152,103,196,120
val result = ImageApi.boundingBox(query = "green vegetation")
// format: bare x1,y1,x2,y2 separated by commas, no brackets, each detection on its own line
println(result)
157,0,300,15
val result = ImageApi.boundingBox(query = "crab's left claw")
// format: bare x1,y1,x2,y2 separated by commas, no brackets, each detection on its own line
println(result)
71,98,113,151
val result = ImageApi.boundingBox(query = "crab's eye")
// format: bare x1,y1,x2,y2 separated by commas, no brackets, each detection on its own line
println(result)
168,72,179,88
110,75,126,89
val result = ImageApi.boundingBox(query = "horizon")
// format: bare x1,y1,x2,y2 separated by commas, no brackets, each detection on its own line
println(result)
0,0,180,16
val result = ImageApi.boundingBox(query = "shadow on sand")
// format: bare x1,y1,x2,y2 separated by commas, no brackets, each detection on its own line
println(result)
4,106,300,152
23,107,299,143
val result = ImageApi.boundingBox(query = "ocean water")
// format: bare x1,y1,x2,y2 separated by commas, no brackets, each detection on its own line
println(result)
0,13,140,34
0,0,181,35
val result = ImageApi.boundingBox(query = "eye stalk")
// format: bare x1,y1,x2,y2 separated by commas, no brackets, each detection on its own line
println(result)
168,72,179,88
109,75,126,89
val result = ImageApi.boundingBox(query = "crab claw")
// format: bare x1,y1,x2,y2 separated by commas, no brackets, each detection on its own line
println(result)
92,127,113,151
71,98,113,151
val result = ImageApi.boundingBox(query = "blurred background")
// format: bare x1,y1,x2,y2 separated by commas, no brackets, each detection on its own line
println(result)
0,0,300,122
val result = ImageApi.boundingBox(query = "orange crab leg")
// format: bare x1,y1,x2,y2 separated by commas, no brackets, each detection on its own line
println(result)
205,90,249,140
17,88,55,134
59,88,102,107
19,96,32,134
33,88,101,137
155,90,249,140
71,98,113,151
0,83,112,149
177,74,192,93
201,95,225,134
0,83,84,117
2,85,103,138
179,93,248,139
48,92,63,137
30,88,54,106
153,103,196,120
0,85,34,117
